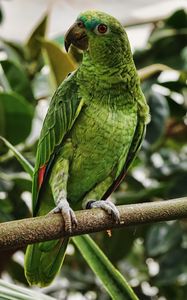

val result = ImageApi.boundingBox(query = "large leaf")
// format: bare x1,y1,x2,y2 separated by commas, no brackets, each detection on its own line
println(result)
73,235,139,300
100,227,135,262
25,14,48,61
0,279,55,300
165,9,187,29
0,92,34,145
0,4,3,24
145,90,169,148
42,39,76,87
0,137,33,177
1,60,34,101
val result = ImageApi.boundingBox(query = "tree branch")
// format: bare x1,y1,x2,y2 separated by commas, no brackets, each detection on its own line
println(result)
0,197,187,251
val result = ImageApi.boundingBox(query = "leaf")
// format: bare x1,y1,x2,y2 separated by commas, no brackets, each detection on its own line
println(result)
0,4,3,24
54,36,83,63
73,235,139,300
100,228,135,262
0,279,55,300
2,40,26,63
165,9,187,29
42,39,76,87
1,60,34,101
0,92,34,144
0,136,33,177
145,90,169,147
0,41,22,67
7,260,28,285
26,14,48,61
146,222,182,257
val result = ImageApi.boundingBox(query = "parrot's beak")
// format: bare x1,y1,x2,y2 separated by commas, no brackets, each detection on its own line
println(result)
65,21,88,52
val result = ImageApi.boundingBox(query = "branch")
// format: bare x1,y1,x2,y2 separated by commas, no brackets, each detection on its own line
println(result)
1,197,187,251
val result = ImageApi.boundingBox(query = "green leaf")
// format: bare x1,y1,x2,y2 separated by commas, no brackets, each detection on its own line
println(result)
0,136,33,177
1,60,34,101
42,39,76,87
7,260,28,285
0,4,3,24
26,14,48,61
101,228,134,262
0,92,34,144
165,9,187,29
2,40,26,64
0,279,55,300
145,90,169,147
73,235,139,300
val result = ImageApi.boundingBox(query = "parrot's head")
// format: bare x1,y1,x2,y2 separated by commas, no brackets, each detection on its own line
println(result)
65,10,130,66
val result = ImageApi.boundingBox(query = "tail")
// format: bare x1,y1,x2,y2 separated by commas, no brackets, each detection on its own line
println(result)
24,238,69,287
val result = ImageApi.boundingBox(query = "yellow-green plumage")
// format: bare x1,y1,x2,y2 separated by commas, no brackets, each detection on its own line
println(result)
24,10,149,286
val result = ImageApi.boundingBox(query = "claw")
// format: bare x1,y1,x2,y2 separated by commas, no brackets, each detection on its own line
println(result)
50,199,77,233
87,199,120,223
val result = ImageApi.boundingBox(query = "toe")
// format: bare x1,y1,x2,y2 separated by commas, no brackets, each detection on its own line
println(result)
106,201,120,223
70,209,78,228
62,210,72,232
87,200,120,223
49,200,77,232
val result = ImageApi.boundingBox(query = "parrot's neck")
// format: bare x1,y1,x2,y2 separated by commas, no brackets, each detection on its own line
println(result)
77,35,139,95
77,51,139,97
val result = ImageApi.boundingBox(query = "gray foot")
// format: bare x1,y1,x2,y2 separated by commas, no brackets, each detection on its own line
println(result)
50,198,77,233
87,199,120,223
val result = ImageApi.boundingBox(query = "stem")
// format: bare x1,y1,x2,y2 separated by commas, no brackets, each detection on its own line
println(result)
0,197,187,251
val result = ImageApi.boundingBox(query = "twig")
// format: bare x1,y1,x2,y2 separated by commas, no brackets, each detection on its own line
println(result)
0,197,187,251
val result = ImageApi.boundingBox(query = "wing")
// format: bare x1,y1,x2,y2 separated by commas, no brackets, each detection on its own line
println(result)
32,72,84,215
102,115,146,200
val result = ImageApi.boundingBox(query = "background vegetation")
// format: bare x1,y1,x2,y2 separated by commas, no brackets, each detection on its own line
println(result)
0,7,187,300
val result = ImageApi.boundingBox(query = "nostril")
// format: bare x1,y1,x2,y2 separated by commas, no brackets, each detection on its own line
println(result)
77,21,84,28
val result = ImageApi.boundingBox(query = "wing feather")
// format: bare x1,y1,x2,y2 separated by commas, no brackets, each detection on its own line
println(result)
103,115,146,200
32,73,84,214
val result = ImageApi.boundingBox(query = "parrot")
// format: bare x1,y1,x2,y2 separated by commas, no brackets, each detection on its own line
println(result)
24,10,150,287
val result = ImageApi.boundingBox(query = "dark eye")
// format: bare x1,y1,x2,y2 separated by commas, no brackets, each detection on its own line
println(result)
97,24,108,34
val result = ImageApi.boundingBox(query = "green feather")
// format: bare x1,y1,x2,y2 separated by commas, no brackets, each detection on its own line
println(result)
25,238,69,287
32,74,84,214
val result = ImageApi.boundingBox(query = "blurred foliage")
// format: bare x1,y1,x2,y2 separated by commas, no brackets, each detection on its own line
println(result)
0,7,187,300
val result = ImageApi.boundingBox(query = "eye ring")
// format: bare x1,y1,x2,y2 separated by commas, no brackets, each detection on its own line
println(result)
96,24,108,34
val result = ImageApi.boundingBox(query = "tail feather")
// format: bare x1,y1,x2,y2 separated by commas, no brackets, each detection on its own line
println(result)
24,238,69,287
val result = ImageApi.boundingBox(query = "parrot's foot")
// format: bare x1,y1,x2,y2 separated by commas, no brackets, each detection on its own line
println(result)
86,200,120,223
50,197,77,233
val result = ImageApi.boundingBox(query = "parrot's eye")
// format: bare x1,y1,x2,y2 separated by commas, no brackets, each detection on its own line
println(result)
95,23,109,35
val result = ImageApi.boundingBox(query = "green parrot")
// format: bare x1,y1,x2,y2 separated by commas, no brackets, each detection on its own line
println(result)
24,10,150,286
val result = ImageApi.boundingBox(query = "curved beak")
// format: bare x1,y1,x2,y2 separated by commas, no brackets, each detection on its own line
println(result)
64,22,88,52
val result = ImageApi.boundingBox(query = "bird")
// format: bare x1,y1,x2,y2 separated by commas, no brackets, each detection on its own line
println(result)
24,10,150,287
